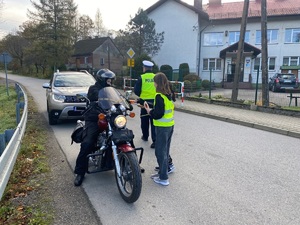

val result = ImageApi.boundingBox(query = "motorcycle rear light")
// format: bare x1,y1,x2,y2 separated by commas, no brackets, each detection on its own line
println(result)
275,78,279,83
98,113,105,120
129,112,135,118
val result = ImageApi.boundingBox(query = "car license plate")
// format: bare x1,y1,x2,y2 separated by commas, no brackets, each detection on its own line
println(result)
284,80,291,83
74,107,85,111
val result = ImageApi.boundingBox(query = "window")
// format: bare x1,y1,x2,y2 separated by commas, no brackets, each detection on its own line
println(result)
285,28,300,43
229,31,250,44
269,58,275,70
253,57,276,71
283,56,300,66
254,58,260,70
203,58,221,71
256,29,278,44
84,57,88,64
100,58,105,65
203,32,223,46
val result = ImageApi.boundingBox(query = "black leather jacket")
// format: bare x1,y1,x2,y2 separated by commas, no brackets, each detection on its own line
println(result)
83,81,133,121
83,81,105,122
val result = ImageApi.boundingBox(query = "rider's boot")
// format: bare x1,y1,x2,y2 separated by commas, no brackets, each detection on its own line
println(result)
74,174,85,186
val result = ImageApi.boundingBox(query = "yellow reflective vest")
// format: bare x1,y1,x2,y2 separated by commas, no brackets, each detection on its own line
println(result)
140,73,156,100
153,93,175,127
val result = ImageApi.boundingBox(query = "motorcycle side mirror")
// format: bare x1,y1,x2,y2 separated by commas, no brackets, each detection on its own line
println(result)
125,90,132,100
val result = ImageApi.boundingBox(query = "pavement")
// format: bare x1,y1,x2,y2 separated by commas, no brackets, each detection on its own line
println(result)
172,97,300,139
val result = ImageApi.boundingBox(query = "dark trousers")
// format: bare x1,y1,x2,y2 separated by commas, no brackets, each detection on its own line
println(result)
140,108,156,143
155,126,174,180
74,121,100,175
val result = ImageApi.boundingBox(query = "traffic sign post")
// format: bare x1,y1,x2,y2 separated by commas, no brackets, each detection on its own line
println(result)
127,48,135,89
1,52,12,96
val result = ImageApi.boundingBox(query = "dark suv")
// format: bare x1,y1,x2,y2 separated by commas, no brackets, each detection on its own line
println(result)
269,73,299,92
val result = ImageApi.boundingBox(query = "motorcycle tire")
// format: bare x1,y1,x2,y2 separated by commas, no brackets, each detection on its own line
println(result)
115,151,142,203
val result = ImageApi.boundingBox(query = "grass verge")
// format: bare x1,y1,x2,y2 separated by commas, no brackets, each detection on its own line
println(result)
0,85,18,133
0,84,54,225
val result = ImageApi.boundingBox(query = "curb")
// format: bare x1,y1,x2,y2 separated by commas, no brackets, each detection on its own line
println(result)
174,107,300,139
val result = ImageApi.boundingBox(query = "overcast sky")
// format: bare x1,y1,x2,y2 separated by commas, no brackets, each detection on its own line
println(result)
0,0,238,39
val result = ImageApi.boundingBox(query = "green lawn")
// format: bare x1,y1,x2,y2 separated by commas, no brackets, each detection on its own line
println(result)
0,84,18,133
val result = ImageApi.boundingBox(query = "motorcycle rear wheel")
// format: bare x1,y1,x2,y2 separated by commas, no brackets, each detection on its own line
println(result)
115,151,142,203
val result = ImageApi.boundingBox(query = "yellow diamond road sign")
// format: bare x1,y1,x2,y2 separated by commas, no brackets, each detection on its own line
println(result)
127,48,135,58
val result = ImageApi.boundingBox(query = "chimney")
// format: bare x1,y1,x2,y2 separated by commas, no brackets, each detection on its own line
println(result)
209,0,221,5
194,0,202,10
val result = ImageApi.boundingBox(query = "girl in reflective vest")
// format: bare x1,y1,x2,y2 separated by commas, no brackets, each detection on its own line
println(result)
144,72,175,186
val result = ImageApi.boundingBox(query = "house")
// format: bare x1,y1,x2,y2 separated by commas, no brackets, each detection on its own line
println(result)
146,0,300,86
67,37,124,75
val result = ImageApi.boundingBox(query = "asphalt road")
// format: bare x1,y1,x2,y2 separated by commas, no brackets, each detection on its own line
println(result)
2,73,300,225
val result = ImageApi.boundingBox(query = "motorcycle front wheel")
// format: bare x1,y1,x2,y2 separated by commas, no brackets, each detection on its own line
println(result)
115,151,142,203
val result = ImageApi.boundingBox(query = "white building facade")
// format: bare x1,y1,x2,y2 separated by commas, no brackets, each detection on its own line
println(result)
146,0,300,86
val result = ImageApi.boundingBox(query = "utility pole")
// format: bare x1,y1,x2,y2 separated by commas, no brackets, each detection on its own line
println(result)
261,0,269,106
231,0,249,102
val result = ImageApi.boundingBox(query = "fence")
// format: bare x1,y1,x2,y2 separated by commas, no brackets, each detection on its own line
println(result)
123,78,185,105
170,81,184,106
0,83,27,200
123,77,137,91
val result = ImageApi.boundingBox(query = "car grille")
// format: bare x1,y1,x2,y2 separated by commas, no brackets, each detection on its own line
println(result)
64,96,87,103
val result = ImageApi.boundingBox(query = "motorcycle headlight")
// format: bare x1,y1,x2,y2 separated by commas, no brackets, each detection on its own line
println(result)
114,115,127,128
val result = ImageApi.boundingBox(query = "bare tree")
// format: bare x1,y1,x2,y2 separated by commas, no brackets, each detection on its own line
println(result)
261,0,269,106
231,0,249,102
94,8,106,37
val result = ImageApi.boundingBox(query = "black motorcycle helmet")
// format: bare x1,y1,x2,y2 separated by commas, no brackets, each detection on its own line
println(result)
95,69,116,87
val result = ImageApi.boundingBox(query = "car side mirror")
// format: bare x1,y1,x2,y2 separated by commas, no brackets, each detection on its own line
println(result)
42,82,50,89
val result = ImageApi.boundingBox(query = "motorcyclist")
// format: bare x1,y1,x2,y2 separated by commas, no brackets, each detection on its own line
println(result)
74,68,115,186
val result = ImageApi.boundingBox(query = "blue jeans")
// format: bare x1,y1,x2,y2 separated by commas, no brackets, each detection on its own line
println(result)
155,126,174,180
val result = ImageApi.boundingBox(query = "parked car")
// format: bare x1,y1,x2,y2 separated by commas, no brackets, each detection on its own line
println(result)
42,70,96,125
269,73,299,92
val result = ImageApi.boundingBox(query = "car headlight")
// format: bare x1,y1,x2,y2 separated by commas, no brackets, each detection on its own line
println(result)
53,93,66,102
114,115,127,128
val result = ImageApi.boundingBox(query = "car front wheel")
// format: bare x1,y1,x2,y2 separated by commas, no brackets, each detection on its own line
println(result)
47,104,58,125
48,112,58,125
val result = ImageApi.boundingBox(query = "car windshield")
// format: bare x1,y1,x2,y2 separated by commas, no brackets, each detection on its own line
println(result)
54,74,95,87
98,87,130,110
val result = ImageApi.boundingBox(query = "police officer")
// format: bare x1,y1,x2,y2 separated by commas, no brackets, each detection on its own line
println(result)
134,60,156,148
74,69,115,186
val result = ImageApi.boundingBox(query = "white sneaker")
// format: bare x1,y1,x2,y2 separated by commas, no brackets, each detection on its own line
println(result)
153,177,169,186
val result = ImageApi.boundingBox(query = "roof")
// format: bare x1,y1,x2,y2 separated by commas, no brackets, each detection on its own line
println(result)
204,0,300,20
146,0,209,20
73,37,109,56
219,42,261,59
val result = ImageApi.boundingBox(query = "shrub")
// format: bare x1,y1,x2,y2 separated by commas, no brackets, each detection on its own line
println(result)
201,79,210,90
160,64,173,80
179,63,189,81
183,74,200,82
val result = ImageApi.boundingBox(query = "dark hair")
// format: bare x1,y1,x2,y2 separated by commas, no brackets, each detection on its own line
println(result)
154,72,171,95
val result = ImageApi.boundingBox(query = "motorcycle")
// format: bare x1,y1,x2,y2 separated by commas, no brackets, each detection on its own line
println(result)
76,87,144,203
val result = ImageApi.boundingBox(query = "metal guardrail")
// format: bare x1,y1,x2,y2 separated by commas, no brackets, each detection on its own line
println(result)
0,83,28,200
